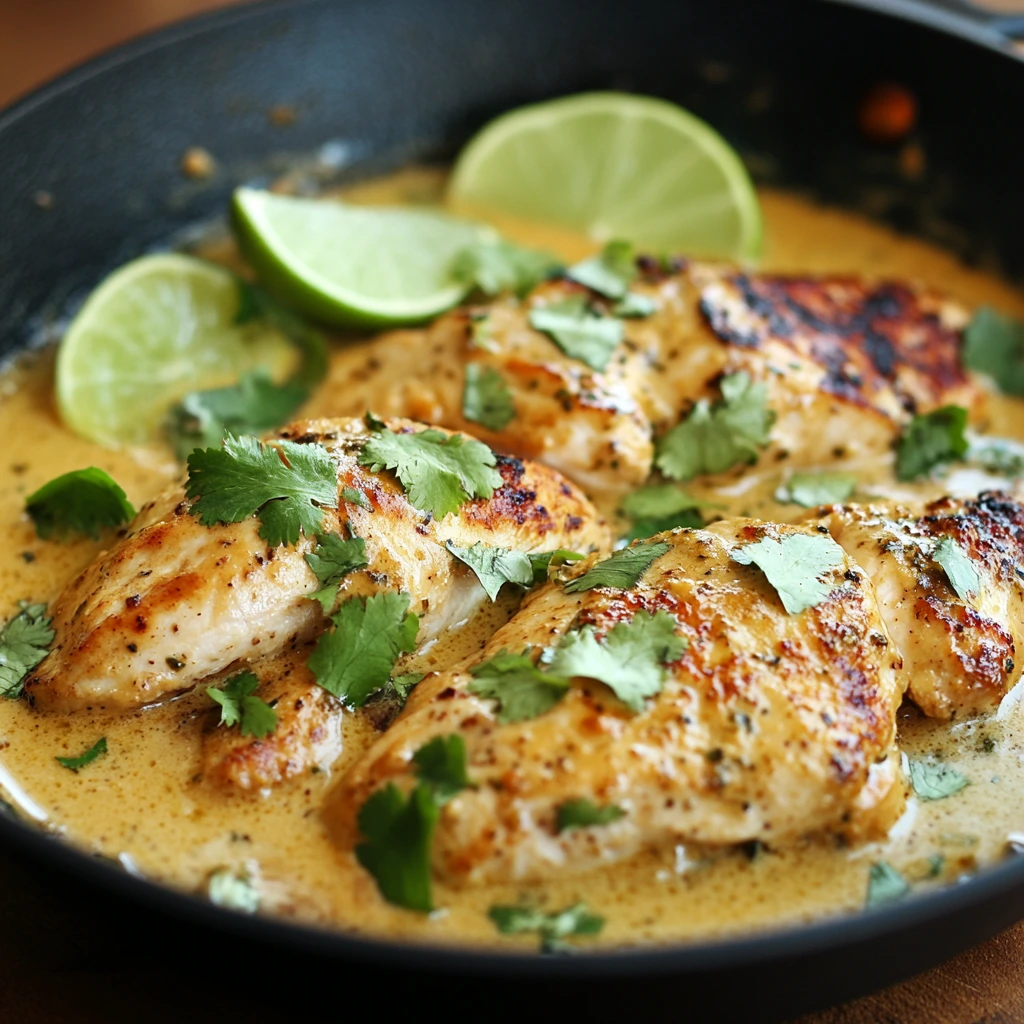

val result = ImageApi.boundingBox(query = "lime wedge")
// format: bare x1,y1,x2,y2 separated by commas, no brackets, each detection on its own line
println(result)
447,92,761,261
56,254,297,448
232,188,491,328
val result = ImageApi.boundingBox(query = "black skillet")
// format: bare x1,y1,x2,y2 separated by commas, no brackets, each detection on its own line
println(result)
2,1,1024,1019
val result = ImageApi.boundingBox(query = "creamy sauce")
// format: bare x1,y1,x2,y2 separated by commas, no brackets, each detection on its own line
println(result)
2,173,1024,950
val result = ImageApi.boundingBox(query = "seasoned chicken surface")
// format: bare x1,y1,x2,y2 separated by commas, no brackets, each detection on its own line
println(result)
315,264,983,501
27,417,608,713
818,491,1024,720
326,521,905,885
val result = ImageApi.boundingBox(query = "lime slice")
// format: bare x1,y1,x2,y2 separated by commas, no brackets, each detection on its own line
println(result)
232,188,491,328
447,92,761,260
56,254,297,448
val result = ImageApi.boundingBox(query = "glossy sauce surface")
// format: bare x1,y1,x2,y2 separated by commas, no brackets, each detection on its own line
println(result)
1,174,1024,949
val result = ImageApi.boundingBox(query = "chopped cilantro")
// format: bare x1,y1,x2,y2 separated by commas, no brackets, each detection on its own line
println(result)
445,541,534,601
359,423,502,519
908,759,969,801
614,292,658,318
468,649,570,723
207,867,260,913
556,798,625,833
963,306,1024,395
776,472,857,508
185,434,337,546
305,533,368,613
732,533,847,615
308,592,419,708
56,737,107,772
968,436,1024,477
26,468,135,540
562,541,670,594
390,672,424,704
356,734,471,912
866,862,910,908
656,372,774,481
895,406,969,481
341,486,371,509
462,364,516,431
0,601,54,698
489,902,604,952
619,484,704,541
206,671,278,739
933,537,981,604
567,240,635,299
528,296,624,372
527,549,585,584
451,239,560,297
546,610,686,712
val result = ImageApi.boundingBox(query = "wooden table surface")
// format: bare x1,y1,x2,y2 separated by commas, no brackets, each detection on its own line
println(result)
2,1,1024,1021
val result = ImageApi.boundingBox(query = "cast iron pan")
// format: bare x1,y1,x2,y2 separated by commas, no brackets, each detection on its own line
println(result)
2,1,1024,1019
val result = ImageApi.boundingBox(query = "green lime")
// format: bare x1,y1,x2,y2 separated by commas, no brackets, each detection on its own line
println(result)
232,188,492,328
56,254,297,448
447,92,762,260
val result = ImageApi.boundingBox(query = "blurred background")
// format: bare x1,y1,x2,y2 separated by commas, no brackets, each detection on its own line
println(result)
3,0,1024,109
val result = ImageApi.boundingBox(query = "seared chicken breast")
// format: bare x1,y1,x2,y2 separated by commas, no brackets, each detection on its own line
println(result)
314,264,983,500
27,417,608,713
818,491,1024,720
326,520,905,885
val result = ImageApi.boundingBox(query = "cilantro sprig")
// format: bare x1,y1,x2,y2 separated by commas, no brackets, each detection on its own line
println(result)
446,541,534,601
656,372,774,481
56,737,107,772
895,406,969,481
562,541,669,593
26,468,135,540
731,533,847,615
0,601,54,698
619,483,704,541
185,434,337,546
775,472,857,508
206,671,278,739
451,239,560,297
305,532,368,612
356,735,471,912
489,902,604,953
963,306,1024,395
907,759,969,801
567,240,636,299
556,798,625,833
528,296,624,372
462,364,516,431
359,422,502,519
468,649,571,723
933,537,981,604
308,592,419,708
546,610,686,712
866,862,909,908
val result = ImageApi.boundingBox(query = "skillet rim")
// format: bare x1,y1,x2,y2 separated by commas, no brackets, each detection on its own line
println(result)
1,0,1024,981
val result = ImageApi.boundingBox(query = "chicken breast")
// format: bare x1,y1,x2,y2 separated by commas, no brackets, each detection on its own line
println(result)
26,417,608,712
326,520,905,885
313,263,983,502
818,491,1024,720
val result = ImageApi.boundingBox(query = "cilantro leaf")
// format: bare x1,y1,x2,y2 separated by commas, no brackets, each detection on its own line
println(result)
0,601,54,698
732,533,847,615
866,862,910,908
390,672,425,704
895,406,969,481
489,902,604,952
206,671,278,739
308,592,419,708
567,241,636,299
963,306,1024,395
359,424,502,519
933,537,981,604
451,239,560,297
656,372,774,481
208,867,260,913
462,364,516,431
411,735,473,802
468,649,570,723
185,434,337,546
341,486,371,509
776,472,857,508
614,292,658,318
562,541,670,594
556,798,625,833
968,436,1024,477
620,484,705,541
305,533,368,612
446,541,534,601
26,468,135,540
546,610,686,712
356,734,472,912
527,549,585,584
528,296,624,372
908,759,969,801
56,737,107,772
